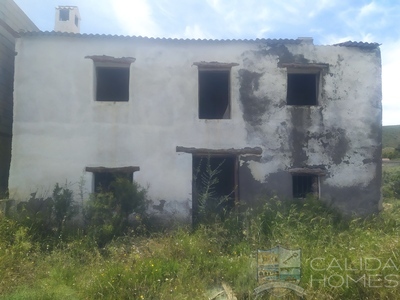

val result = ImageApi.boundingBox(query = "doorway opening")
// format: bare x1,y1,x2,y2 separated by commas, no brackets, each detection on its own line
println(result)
192,155,238,224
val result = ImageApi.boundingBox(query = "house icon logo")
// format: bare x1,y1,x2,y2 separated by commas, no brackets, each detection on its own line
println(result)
255,246,306,298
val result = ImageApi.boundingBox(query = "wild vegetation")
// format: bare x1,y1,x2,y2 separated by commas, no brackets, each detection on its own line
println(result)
382,125,400,159
0,166,399,299
383,125,400,149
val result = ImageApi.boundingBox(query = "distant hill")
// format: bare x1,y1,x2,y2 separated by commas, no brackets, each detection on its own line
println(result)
383,125,400,148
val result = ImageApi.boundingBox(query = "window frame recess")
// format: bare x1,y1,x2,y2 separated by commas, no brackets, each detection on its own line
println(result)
283,63,328,106
193,61,238,120
85,55,136,102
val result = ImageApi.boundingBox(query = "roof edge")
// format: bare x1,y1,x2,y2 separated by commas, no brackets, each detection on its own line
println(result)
333,40,381,49
16,31,302,44
17,31,381,48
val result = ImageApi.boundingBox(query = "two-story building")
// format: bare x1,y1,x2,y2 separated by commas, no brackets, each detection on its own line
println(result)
8,7,382,223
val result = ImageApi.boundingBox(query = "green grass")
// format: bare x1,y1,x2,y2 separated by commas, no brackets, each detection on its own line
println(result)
383,125,400,148
1,170,400,299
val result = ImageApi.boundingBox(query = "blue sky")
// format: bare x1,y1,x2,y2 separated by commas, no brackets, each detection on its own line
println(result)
14,0,400,125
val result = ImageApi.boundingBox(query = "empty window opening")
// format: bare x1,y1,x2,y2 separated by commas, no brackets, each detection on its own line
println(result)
198,70,230,119
94,172,133,192
75,15,79,27
292,174,319,198
59,9,69,21
287,73,318,105
192,155,237,224
96,67,129,102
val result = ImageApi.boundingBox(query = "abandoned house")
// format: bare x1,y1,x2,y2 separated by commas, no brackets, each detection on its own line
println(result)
7,6,382,223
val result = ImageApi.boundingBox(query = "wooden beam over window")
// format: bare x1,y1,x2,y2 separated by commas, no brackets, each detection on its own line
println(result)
85,55,135,65
193,61,239,70
280,63,329,69
85,166,140,174
289,167,327,176
176,146,262,155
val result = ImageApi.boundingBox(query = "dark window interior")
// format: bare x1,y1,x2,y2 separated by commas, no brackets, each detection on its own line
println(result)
59,9,69,21
75,15,79,27
96,67,129,102
192,155,236,224
199,70,230,119
292,174,318,198
287,73,318,105
94,172,132,192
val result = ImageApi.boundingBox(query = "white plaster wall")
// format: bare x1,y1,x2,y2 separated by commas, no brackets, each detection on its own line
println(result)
10,36,251,211
9,35,381,217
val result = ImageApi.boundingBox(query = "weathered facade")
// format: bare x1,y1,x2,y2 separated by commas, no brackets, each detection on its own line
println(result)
9,31,382,222
0,0,38,193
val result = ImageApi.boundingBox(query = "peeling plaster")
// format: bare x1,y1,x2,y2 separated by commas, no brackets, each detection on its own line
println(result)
9,36,382,218
245,160,268,182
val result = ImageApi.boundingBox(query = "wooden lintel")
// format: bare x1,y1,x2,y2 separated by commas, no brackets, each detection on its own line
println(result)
280,63,329,69
289,168,327,176
193,61,239,69
176,146,262,155
85,55,136,65
85,166,140,173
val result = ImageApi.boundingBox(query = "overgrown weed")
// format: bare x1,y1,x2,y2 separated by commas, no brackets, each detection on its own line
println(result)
0,168,399,299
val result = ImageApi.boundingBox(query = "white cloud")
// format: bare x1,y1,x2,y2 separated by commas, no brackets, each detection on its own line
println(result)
308,0,336,18
382,40,400,125
206,0,223,13
111,0,160,37
319,34,355,45
183,25,212,39
256,27,272,39
359,1,381,18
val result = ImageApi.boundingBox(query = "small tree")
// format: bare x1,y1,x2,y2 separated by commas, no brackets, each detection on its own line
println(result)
52,183,78,233
193,157,233,225
84,178,148,246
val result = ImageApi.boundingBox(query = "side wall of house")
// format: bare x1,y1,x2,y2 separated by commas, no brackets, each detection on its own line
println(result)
0,0,38,193
9,35,381,220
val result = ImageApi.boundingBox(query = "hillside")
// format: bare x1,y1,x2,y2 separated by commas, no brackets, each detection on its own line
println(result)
383,125,400,148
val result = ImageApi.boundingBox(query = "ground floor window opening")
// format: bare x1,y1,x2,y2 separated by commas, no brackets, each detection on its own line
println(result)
292,174,319,198
85,166,139,193
94,172,132,192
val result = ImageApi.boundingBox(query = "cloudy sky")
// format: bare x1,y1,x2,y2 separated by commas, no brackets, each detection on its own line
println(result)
13,0,400,125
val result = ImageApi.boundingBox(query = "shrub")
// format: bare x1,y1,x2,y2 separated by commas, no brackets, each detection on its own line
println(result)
52,183,78,233
383,168,400,199
14,192,54,241
84,178,148,246
382,147,398,159
10,183,78,244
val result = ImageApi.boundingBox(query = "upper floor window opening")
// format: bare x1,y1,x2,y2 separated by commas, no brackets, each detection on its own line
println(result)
96,66,130,102
283,63,328,106
194,61,238,120
85,55,135,102
287,70,320,106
